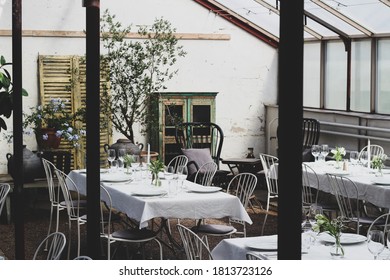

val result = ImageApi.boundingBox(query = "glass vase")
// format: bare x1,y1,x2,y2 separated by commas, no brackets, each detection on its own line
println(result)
375,168,383,177
152,173,161,187
330,233,344,258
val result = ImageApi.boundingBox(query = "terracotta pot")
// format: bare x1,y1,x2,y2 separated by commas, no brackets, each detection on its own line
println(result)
36,127,61,150
140,151,159,162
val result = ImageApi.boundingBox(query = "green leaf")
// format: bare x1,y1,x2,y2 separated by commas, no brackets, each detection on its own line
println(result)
0,117,7,131
22,88,28,96
0,55,5,66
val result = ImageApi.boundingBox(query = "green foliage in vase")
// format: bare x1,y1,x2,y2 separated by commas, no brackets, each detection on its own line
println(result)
371,154,388,170
148,158,165,175
331,146,346,162
100,10,187,144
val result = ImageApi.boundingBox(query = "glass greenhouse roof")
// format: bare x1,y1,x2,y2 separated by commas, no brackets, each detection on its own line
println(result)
214,0,390,41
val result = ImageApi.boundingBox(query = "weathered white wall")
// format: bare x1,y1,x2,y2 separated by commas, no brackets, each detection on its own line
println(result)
0,0,278,173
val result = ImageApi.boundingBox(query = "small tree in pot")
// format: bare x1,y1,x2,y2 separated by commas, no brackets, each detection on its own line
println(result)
100,10,186,144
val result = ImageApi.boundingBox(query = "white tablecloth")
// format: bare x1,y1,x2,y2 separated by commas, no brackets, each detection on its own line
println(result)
305,161,390,209
211,234,390,260
67,170,252,228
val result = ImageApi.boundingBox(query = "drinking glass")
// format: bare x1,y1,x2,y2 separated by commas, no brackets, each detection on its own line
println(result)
321,145,329,162
360,151,369,167
349,151,359,166
309,204,323,224
165,166,175,195
177,165,188,189
117,149,126,172
311,145,320,162
367,229,385,260
107,149,116,171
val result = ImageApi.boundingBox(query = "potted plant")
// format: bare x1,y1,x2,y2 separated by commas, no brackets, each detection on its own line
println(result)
148,158,165,186
0,55,28,131
23,98,86,150
99,10,186,150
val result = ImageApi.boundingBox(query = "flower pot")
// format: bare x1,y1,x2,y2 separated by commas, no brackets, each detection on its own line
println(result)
6,146,45,182
140,151,159,163
36,127,61,150
104,139,144,156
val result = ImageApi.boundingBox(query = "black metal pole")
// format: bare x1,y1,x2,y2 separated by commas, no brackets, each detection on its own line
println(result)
277,0,304,259
12,0,25,260
84,0,101,259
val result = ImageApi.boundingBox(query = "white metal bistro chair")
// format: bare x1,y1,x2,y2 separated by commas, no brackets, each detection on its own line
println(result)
176,224,213,260
0,183,10,219
99,184,163,260
246,251,269,260
41,158,67,250
326,173,382,235
55,169,87,259
167,155,188,174
194,161,217,186
192,173,257,246
358,144,384,163
301,163,339,218
259,153,279,235
33,232,66,260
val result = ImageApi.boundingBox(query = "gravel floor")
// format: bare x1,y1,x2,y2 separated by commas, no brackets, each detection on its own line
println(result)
0,188,278,260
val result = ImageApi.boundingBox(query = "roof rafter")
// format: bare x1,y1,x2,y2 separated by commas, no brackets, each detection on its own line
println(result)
310,0,374,37
254,0,323,40
380,0,390,7
193,0,279,47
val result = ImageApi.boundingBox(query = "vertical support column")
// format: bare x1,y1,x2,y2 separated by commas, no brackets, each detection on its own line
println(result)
12,0,25,260
84,0,101,259
278,0,304,259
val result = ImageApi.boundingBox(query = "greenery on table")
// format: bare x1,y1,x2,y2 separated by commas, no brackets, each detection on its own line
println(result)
313,214,345,256
100,9,187,144
331,146,346,162
371,154,388,170
148,158,165,186
148,158,165,174
0,55,28,131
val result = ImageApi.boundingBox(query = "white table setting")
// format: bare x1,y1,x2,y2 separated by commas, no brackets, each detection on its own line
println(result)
211,233,390,260
67,168,252,229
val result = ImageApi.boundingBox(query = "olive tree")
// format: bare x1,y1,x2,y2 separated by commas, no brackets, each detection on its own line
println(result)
100,10,186,144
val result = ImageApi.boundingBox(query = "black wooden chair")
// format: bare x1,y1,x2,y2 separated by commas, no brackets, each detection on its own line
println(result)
277,118,320,161
175,122,229,187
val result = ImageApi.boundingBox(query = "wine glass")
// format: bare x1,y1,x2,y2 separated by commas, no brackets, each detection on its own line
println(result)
367,229,385,260
311,145,320,162
107,149,116,172
321,145,329,162
309,204,323,224
349,151,359,166
117,149,126,172
360,151,369,167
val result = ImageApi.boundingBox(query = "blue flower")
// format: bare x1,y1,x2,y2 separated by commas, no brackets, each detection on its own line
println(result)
42,134,48,140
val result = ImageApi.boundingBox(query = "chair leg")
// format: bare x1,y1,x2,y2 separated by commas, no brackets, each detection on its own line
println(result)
67,218,72,260
77,221,81,258
44,204,55,251
153,239,164,260
261,198,271,236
